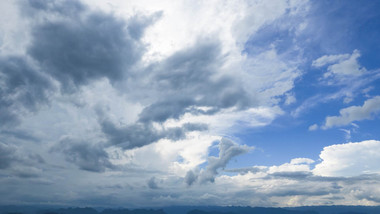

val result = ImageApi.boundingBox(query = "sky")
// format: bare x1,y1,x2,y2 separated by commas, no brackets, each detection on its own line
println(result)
1,0,380,208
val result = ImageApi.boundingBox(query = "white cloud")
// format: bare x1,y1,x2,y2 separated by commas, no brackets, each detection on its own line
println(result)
290,158,315,165
284,93,297,105
313,50,366,79
308,124,318,131
313,140,380,177
268,158,314,174
312,53,350,68
0,0,31,55
323,96,380,129
164,106,284,136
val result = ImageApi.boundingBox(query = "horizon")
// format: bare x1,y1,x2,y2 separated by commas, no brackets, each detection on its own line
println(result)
1,0,380,208
2,204,380,214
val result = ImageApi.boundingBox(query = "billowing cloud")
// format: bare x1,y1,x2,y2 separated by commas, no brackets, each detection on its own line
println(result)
313,140,380,177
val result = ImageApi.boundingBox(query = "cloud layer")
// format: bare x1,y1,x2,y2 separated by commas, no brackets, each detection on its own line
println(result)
0,0,380,208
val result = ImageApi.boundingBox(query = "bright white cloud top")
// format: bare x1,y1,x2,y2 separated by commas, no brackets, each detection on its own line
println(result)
1,0,380,207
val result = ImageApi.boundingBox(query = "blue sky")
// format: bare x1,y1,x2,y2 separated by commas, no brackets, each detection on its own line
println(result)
232,0,380,167
1,0,380,208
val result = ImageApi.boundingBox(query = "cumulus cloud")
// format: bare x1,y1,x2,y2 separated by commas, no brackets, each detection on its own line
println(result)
313,140,380,177
323,96,380,129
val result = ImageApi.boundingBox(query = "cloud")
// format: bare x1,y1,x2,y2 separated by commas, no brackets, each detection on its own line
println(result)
313,140,380,177
268,158,314,174
185,170,198,186
323,96,380,129
0,56,54,128
312,53,351,67
313,49,365,79
6,0,380,208
97,108,208,150
25,0,156,92
308,124,318,131
0,141,46,178
147,177,159,189
52,137,115,172
137,40,254,124
293,50,379,118
198,138,252,183
0,142,17,169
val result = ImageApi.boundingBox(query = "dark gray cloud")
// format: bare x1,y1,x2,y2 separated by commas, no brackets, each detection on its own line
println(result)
268,187,336,197
27,4,147,92
7,0,256,156
139,98,194,123
0,56,54,128
269,171,312,179
100,118,208,150
355,192,380,203
0,129,39,143
100,119,163,149
185,170,198,186
0,142,17,169
137,41,254,124
0,141,46,179
224,166,265,174
103,40,255,151
97,108,208,149
23,0,85,17
199,138,250,183
147,177,159,189
1,0,156,132
265,171,380,184
53,137,114,172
